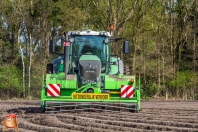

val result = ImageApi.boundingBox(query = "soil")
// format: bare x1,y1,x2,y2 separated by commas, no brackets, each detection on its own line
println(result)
0,100,198,132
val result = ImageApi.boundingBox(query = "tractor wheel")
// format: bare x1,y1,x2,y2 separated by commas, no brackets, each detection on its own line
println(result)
124,64,130,75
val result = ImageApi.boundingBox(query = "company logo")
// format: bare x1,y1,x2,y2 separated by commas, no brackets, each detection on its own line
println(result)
1,114,19,131
85,70,95,73
89,63,92,67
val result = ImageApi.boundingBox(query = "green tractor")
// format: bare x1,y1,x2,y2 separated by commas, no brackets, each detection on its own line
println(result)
41,29,141,112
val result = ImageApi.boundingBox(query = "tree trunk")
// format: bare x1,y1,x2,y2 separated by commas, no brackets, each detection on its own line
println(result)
162,39,167,100
170,1,175,74
193,18,196,71
132,38,136,73
28,33,32,97
18,26,26,98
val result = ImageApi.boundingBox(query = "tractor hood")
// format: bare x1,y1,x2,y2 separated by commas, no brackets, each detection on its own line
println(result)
78,55,101,86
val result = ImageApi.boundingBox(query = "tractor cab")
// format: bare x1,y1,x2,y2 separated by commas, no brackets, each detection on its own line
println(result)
68,31,110,74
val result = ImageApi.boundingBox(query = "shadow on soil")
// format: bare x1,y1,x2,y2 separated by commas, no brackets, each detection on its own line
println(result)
7,107,42,114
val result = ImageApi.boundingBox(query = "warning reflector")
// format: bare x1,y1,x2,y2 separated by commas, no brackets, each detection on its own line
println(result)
47,84,60,97
120,85,134,98
64,41,70,47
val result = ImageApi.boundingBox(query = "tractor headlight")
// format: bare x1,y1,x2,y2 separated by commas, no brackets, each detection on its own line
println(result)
81,77,87,84
100,31,107,36
81,76,98,84
71,31,76,35
91,79,97,84
104,38,109,43
99,32,104,35
69,38,74,43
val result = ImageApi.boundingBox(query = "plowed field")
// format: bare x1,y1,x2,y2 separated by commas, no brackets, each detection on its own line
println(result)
0,100,198,132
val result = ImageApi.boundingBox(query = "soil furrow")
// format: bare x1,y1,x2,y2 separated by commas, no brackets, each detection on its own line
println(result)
24,115,87,132
56,114,155,132
61,113,198,131
78,111,198,123
19,118,74,132
60,112,198,131
1,101,198,131
65,111,198,123
57,116,130,132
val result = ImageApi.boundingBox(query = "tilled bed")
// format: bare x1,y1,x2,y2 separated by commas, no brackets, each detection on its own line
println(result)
0,100,198,132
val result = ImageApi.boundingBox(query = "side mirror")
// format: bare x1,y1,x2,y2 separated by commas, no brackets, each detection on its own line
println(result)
49,40,55,53
123,41,129,54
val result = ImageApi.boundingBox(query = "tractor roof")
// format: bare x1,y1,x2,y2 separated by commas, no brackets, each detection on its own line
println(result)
68,29,111,37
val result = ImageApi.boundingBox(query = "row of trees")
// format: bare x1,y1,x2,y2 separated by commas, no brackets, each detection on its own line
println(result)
0,0,197,100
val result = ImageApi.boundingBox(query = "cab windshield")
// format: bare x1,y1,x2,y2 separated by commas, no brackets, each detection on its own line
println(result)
71,35,107,73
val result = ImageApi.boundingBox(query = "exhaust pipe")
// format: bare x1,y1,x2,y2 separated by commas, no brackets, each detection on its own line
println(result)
64,32,69,79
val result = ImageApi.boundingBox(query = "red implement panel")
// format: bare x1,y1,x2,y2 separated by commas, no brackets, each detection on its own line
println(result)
120,85,134,98
47,84,60,97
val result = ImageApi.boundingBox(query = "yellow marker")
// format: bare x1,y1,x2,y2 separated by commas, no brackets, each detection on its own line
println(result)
72,93,109,100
